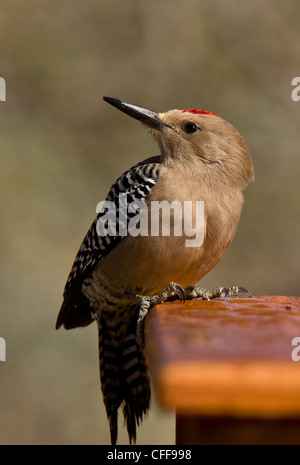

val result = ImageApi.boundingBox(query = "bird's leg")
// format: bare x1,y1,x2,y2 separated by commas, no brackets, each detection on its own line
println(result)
125,282,186,347
185,284,252,301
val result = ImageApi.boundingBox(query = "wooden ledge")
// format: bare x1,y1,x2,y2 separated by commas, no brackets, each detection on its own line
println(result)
145,296,300,418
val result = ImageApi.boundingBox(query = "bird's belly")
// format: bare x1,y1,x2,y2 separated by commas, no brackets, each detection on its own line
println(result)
85,188,242,301
89,233,220,298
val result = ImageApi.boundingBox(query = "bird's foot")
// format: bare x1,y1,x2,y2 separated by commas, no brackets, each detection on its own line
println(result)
130,282,186,347
149,282,186,306
185,284,252,301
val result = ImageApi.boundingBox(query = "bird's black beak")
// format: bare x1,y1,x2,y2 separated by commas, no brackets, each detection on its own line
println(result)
103,96,173,132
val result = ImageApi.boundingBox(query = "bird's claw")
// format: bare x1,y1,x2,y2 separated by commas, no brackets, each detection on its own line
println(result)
185,284,252,300
168,282,186,303
222,286,252,298
150,281,186,305
135,282,186,347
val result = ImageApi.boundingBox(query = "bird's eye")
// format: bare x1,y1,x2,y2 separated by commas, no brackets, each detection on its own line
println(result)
183,122,200,134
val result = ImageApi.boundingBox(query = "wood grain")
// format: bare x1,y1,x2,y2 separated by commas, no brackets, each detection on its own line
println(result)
145,296,300,418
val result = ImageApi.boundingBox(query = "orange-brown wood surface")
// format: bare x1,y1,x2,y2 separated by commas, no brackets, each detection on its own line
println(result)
145,296,300,418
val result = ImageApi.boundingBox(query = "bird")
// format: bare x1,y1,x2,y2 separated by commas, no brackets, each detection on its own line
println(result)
56,96,254,445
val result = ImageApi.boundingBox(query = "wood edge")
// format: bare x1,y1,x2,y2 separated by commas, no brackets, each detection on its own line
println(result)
151,360,300,417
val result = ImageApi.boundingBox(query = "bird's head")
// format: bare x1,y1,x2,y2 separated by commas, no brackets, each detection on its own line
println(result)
103,97,254,190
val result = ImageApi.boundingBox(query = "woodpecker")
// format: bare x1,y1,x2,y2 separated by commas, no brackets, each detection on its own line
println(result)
56,97,254,445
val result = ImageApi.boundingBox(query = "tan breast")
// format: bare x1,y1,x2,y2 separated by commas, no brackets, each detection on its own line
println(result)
93,167,244,297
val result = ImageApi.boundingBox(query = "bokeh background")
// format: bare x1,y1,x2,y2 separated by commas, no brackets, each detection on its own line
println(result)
1,0,299,445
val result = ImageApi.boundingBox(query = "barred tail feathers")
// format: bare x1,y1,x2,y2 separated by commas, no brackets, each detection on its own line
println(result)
97,317,151,445
97,317,122,445
121,330,151,444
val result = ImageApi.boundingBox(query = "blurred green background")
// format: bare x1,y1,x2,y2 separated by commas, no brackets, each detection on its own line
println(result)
0,0,299,445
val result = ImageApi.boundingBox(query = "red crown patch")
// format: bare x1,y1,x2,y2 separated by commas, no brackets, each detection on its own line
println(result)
182,108,219,117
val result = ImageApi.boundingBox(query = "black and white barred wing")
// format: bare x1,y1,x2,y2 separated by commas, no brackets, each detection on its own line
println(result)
56,156,162,329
